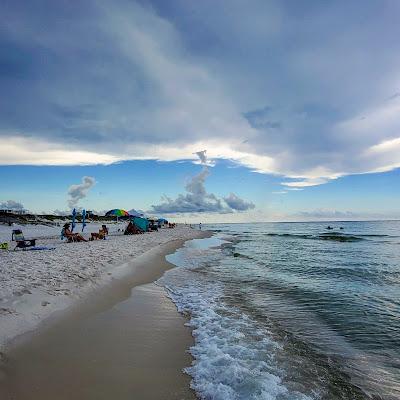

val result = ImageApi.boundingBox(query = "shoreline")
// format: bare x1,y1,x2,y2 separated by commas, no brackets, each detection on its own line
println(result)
0,224,210,350
1,229,212,399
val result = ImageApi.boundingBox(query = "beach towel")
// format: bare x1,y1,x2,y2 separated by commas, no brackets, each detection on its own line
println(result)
25,246,56,251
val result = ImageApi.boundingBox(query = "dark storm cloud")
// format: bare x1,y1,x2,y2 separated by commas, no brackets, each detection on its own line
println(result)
2,0,400,187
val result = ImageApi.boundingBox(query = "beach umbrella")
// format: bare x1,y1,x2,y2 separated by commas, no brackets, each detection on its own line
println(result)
105,209,129,223
105,209,129,217
71,208,77,232
81,209,86,232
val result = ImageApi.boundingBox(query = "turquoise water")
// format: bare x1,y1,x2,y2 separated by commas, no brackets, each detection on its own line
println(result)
160,221,400,399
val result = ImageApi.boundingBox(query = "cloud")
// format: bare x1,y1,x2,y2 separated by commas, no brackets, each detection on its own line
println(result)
151,151,228,214
223,193,255,211
151,151,254,214
53,209,70,216
67,176,96,209
151,169,228,214
294,209,359,220
194,150,207,165
0,200,25,211
193,149,215,166
0,137,121,166
1,1,400,187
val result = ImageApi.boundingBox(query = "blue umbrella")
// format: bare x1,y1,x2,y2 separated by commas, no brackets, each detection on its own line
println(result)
71,208,77,232
81,209,86,232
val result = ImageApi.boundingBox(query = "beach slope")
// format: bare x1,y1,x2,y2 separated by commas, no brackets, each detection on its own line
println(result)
1,228,212,399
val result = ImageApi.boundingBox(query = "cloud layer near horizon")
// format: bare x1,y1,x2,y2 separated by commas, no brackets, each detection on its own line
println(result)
151,151,254,214
0,200,25,211
2,1,400,187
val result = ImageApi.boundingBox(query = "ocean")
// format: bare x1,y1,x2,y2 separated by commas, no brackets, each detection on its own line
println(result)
158,221,400,400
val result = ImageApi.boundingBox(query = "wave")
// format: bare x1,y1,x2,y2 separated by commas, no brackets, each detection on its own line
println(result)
161,278,314,400
265,232,366,242
319,233,365,242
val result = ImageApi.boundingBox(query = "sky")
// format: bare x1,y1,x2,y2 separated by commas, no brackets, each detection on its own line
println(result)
1,0,399,221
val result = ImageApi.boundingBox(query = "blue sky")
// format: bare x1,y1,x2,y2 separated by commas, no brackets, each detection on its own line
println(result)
1,0,399,221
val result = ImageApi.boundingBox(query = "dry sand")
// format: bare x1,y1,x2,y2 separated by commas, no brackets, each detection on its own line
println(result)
0,231,212,400
0,224,206,348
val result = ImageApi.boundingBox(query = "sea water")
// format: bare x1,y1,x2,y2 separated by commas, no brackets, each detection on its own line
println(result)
158,221,400,400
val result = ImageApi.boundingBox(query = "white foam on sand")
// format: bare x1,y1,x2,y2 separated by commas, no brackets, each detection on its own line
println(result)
0,223,201,349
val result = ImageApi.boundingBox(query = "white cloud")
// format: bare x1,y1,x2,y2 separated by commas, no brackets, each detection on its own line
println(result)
151,167,228,214
369,137,400,153
282,177,333,188
0,137,120,166
53,209,70,216
0,200,25,211
223,193,255,211
295,209,358,219
67,176,96,209
151,151,254,214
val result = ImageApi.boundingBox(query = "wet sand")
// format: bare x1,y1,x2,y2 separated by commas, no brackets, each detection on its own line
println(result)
0,234,211,399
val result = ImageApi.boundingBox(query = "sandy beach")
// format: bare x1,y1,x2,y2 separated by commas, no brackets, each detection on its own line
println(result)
0,223,208,349
0,223,212,399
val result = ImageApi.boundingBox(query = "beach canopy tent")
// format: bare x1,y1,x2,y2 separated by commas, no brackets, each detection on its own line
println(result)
157,218,168,227
128,209,144,218
105,209,129,217
132,216,149,232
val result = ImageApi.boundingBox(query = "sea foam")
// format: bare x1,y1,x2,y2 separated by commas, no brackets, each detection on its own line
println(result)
159,237,312,400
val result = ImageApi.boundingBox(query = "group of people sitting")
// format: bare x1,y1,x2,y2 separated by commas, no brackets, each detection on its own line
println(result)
124,222,143,235
61,219,174,243
61,223,109,243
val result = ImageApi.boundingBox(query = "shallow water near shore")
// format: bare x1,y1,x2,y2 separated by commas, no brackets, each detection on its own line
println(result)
160,221,400,399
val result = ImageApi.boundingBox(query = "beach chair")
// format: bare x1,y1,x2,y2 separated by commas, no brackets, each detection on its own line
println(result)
90,225,108,241
61,228,78,243
11,229,37,250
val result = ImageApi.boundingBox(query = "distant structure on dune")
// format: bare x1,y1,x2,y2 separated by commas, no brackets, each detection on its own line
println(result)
0,208,26,215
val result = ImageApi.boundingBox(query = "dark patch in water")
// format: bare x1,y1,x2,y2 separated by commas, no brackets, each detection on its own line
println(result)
319,234,364,242
232,252,254,260
265,232,365,242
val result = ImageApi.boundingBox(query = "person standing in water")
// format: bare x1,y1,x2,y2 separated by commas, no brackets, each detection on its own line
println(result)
199,223,202,230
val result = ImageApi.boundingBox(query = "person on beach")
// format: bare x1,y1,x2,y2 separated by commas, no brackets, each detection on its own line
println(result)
124,221,142,235
199,222,202,230
62,223,88,242
90,225,109,240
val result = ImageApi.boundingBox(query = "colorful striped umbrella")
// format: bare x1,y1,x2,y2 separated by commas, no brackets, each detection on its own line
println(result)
105,209,129,217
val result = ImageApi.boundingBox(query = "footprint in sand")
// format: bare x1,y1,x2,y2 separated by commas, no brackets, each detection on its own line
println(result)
0,307,16,315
